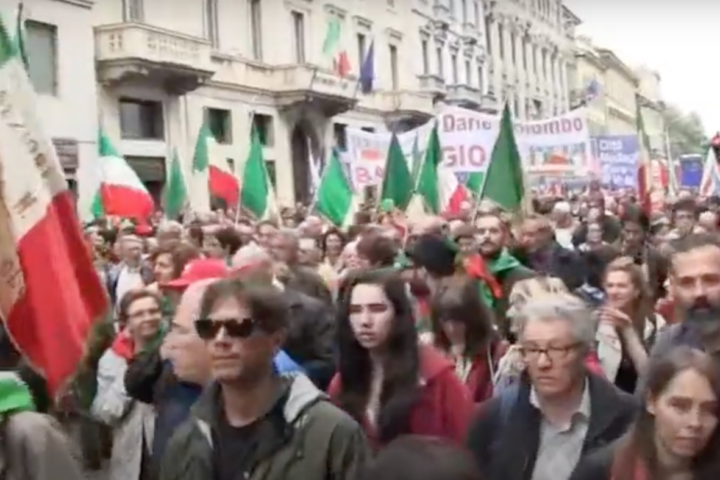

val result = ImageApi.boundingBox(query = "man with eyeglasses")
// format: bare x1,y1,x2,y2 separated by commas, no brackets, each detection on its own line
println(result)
160,279,369,480
466,293,636,480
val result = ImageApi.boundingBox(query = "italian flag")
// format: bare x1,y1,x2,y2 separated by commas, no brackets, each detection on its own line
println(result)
0,18,107,393
162,148,187,219
323,16,350,77
240,126,277,220
315,149,359,227
407,122,468,219
196,125,239,208
91,129,154,219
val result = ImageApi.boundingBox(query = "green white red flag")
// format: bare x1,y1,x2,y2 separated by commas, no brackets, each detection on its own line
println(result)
91,128,154,219
0,17,107,394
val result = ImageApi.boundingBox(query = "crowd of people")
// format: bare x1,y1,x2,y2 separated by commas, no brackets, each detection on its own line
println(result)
3,188,720,480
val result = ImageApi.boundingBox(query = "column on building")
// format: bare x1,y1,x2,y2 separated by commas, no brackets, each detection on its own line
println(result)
485,10,501,97
558,54,569,111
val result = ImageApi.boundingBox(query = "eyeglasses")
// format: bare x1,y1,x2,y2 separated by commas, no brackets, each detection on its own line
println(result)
194,318,257,340
519,343,579,362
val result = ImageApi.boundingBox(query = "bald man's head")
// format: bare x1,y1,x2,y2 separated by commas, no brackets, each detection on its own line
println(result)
165,278,217,385
231,244,274,284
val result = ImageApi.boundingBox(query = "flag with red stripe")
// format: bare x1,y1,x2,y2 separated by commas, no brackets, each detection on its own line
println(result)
0,17,107,394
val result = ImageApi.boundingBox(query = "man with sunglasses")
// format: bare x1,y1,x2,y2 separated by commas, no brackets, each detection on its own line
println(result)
160,279,369,480
231,246,336,390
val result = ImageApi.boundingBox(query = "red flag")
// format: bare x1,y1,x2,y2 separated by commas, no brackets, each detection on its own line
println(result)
0,24,107,394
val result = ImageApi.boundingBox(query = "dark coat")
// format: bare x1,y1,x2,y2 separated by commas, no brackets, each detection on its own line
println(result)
286,266,333,304
282,289,336,390
522,242,586,290
466,372,638,480
572,216,622,248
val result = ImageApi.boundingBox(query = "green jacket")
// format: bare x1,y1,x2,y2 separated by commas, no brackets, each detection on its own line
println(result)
159,373,370,480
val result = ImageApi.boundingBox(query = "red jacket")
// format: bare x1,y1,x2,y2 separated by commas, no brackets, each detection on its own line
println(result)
463,341,508,403
327,345,474,447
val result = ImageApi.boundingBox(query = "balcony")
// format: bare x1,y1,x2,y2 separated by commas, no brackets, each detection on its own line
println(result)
95,23,215,95
274,65,358,117
376,91,436,131
446,84,483,109
432,3,451,28
461,22,479,43
480,91,500,113
417,74,447,100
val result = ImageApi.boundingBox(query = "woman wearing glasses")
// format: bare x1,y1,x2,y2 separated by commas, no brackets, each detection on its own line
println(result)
328,269,474,447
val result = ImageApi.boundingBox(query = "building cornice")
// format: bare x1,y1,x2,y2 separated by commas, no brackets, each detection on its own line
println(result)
597,48,639,85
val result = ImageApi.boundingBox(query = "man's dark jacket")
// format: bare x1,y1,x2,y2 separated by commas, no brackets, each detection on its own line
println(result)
467,372,637,480
282,288,335,390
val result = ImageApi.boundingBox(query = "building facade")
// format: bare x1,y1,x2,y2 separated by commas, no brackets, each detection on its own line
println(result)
21,0,584,208
16,0,98,196
634,66,668,157
570,36,639,136
483,0,578,120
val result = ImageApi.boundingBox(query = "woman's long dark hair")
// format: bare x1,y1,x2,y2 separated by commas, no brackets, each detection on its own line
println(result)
430,276,497,357
335,269,421,444
613,346,720,480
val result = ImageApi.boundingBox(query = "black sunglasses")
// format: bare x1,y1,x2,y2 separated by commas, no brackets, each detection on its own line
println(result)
194,318,257,340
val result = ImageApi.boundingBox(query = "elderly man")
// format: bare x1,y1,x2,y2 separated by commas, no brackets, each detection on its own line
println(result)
107,235,154,308
231,245,335,389
269,229,332,303
467,293,636,480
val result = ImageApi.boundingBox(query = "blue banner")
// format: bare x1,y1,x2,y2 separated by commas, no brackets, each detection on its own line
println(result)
678,154,703,188
593,136,639,189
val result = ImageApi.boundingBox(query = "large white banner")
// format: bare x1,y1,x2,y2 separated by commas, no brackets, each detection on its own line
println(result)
345,106,594,188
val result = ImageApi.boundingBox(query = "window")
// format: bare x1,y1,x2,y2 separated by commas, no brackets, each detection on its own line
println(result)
449,0,455,17
389,44,399,89
497,23,504,59
461,0,468,23
521,37,527,70
451,53,458,84
465,59,471,85
357,33,367,68
477,65,484,91
119,98,164,140
333,123,347,150
474,0,480,26
421,38,429,74
361,126,375,133
122,0,144,21
249,0,263,60
25,21,57,95
292,11,305,62
436,45,444,76
387,0,395,6
265,161,277,187
205,108,232,144
251,114,274,146
205,0,219,47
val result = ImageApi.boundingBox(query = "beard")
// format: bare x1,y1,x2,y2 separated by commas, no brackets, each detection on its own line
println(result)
677,296,720,336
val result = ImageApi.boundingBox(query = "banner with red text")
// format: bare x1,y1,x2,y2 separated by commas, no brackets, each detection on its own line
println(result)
345,106,594,188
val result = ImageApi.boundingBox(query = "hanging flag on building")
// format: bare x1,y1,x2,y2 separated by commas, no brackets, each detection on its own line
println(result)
322,16,350,77
359,40,374,94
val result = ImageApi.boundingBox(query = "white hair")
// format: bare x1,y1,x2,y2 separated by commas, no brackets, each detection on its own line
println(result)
231,243,271,270
513,293,597,349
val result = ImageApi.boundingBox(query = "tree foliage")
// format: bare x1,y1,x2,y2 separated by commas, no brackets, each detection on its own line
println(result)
664,104,708,158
